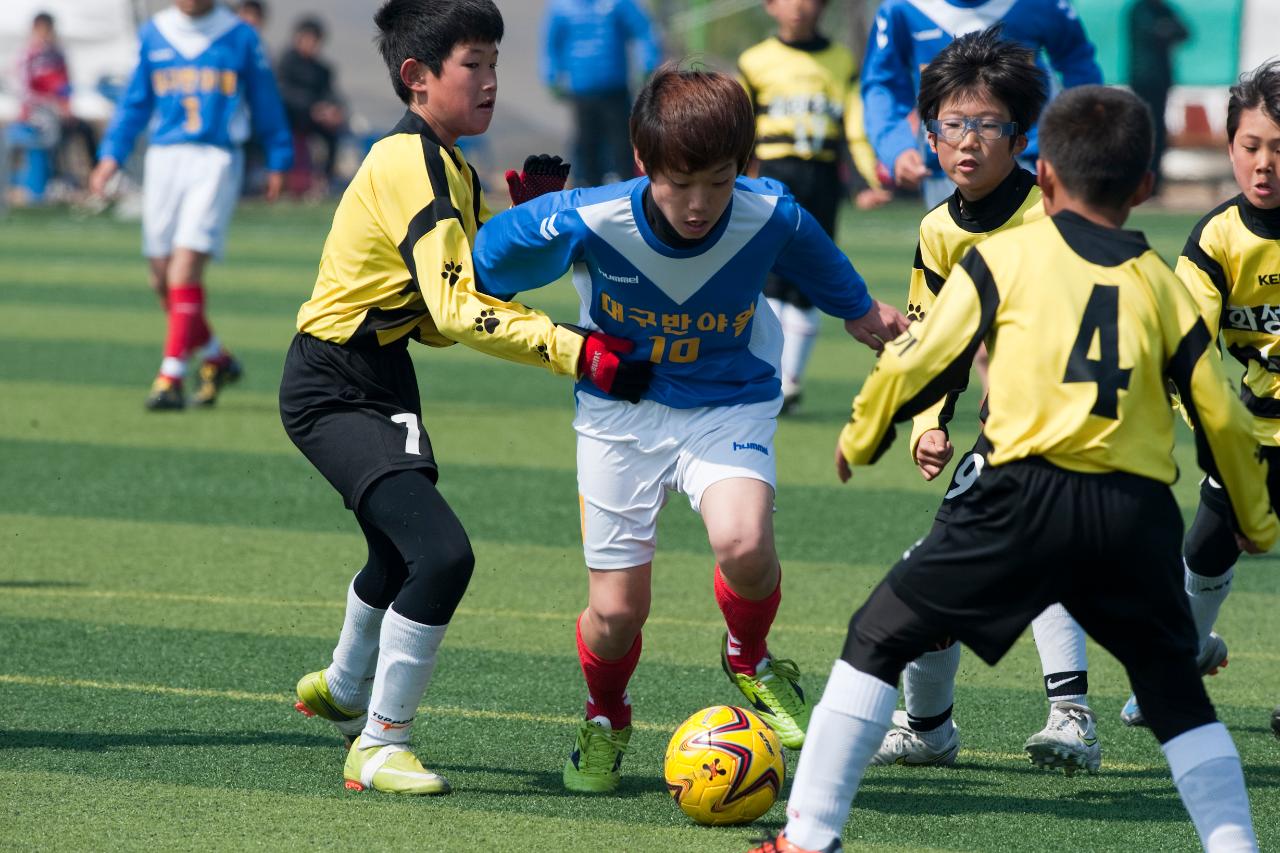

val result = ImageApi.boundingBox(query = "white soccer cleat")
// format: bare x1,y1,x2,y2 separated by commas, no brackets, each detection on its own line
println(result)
870,709,959,766
1025,701,1101,776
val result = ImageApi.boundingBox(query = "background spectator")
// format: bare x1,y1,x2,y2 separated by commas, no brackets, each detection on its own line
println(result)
236,0,267,32
277,15,345,197
9,11,69,203
542,0,661,186
1127,0,1188,194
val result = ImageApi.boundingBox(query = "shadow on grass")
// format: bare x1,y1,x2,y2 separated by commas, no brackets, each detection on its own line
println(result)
0,729,337,751
0,580,85,589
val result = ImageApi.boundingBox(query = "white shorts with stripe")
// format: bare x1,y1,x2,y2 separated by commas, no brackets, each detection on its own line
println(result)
574,391,780,570
142,143,244,259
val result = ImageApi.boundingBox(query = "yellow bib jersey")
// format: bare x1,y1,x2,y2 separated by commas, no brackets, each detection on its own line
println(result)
906,167,1044,455
281,110,584,509
833,212,1278,676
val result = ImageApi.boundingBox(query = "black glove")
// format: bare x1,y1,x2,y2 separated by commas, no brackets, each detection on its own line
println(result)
506,154,571,205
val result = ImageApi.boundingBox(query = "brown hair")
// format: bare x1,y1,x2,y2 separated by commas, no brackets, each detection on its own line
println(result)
630,62,755,176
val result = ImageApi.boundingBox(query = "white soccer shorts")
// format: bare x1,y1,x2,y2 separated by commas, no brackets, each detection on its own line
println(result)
574,391,780,570
142,143,244,259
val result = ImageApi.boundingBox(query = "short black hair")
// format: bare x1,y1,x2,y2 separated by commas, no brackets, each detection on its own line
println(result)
1228,60,1280,143
294,16,325,40
236,0,265,16
917,27,1048,139
33,12,54,28
374,0,503,105
1039,85,1153,209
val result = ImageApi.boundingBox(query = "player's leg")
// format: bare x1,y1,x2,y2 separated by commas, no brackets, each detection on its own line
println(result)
141,145,186,409
343,468,475,795
571,94,602,187
1122,476,1238,727
147,257,169,309
1063,479,1257,850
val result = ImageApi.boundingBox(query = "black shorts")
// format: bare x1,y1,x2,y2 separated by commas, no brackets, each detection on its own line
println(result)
1184,443,1280,574
930,432,992,529
887,458,1195,666
279,332,437,510
758,158,841,309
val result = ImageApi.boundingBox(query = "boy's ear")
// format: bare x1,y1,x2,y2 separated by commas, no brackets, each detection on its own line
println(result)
399,58,434,96
633,148,648,177
1012,133,1029,159
1037,158,1056,209
926,132,939,155
1129,170,1156,209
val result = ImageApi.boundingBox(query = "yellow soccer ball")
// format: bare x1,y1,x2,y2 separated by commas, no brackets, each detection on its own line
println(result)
663,705,785,826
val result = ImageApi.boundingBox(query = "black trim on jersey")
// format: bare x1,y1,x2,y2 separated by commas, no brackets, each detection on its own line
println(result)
947,167,1036,234
1241,384,1280,418
395,136,465,296
348,308,424,347
893,248,1000,423
755,134,841,155
1182,199,1233,329
914,244,947,296
776,34,832,53
1237,195,1280,240
1168,318,1226,485
1051,211,1151,267
466,162,484,225
1227,343,1280,374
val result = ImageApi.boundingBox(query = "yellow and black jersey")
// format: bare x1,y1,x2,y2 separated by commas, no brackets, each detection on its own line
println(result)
738,35,880,187
840,211,1278,548
1176,195,1280,445
907,167,1044,452
296,110,583,375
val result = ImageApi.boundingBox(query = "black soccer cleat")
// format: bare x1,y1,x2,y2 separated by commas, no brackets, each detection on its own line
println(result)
1271,705,1279,739
144,376,185,411
192,356,243,407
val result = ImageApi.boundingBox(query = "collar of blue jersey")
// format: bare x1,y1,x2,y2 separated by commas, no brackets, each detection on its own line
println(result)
1050,209,1151,267
776,33,831,53
947,166,1036,233
389,109,445,148
1236,194,1280,240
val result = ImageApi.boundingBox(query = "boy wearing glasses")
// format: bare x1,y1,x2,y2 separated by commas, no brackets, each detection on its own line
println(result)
870,29,1103,776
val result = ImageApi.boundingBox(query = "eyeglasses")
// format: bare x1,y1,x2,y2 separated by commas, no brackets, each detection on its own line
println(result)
925,117,1020,141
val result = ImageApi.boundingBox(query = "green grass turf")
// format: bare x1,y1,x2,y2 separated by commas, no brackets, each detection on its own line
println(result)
1,199,1278,852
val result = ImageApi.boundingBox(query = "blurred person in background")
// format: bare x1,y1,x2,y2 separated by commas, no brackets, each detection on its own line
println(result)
1127,0,1188,195
278,16,347,196
236,0,267,32
89,0,292,411
862,0,1102,208
9,12,70,204
542,0,661,186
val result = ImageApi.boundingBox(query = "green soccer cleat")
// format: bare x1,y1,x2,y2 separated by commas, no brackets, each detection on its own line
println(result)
144,376,185,411
192,356,242,407
342,736,451,795
294,669,366,749
563,717,632,793
721,633,810,749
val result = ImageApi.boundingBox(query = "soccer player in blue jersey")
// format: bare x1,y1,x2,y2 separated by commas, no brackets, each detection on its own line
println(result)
89,0,292,411
863,0,1102,207
473,63,909,794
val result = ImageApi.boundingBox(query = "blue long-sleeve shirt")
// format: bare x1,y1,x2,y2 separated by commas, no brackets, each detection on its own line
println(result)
862,0,1102,172
542,0,662,95
100,5,292,171
472,177,871,408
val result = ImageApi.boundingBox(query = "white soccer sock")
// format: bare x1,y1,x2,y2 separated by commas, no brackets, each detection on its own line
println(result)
778,304,821,390
325,579,386,711
783,660,897,851
1032,603,1089,705
198,335,225,361
159,356,185,380
1185,561,1234,652
361,608,448,747
1164,723,1258,852
903,643,960,745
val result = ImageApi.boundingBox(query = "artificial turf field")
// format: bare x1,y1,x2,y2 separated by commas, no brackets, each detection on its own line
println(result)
2,199,1278,852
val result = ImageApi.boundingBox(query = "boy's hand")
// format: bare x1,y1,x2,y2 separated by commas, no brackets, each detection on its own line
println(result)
506,154,571,205
89,158,119,197
265,171,284,202
914,429,953,480
844,300,910,352
835,440,852,483
561,325,652,403
893,149,930,190
855,187,894,210
1236,532,1265,555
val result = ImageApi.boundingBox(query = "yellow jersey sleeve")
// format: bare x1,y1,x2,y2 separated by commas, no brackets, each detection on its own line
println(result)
906,238,956,456
844,84,883,190
1175,223,1228,338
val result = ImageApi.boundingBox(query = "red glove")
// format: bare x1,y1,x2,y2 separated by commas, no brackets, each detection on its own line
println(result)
506,154,571,205
561,325,652,403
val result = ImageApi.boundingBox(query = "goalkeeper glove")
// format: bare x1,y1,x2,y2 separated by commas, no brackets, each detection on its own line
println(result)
560,325,652,403
506,154,571,205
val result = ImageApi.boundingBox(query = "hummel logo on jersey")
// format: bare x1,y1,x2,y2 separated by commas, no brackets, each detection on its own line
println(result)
1046,675,1079,691
149,48,176,62
1258,273,1280,285
539,214,560,240
912,28,944,40
600,269,640,284
733,441,769,455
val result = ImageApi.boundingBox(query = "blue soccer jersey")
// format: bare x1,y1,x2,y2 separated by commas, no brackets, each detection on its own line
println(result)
862,0,1102,172
100,5,292,171
473,176,873,408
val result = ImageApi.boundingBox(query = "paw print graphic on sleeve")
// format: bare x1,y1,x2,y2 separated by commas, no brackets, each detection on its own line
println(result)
535,344,550,362
441,260,463,287
906,301,926,323
474,309,500,334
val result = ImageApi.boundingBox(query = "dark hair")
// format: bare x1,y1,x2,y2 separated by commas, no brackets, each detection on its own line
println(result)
631,62,755,175
33,12,54,28
374,0,503,104
236,0,265,16
1039,85,1153,209
294,16,325,40
917,27,1048,140
1227,60,1280,143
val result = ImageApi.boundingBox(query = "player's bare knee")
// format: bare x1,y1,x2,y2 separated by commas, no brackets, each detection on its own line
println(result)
712,534,778,587
587,599,648,643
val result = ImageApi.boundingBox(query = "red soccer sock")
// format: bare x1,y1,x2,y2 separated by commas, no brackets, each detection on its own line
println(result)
161,283,206,377
577,612,640,729
715,564,781,675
